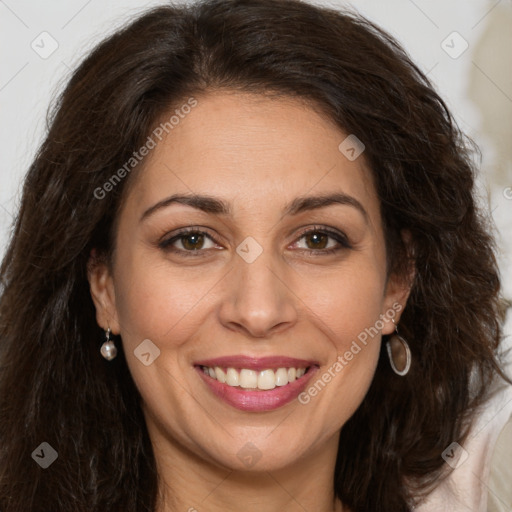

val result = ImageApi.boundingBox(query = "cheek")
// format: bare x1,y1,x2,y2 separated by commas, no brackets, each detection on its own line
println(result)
112,254,221,347
304,261,387,347
297,262,385,410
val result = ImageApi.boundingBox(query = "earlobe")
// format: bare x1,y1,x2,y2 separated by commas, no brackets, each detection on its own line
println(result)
87,249,120,334
381,281,411,335
381,266,415,335
382,230,416,335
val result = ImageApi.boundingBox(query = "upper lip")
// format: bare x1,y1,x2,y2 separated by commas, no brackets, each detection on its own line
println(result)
194,355,319,372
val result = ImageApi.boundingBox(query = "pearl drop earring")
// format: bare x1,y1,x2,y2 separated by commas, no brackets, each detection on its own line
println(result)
100,327,117,361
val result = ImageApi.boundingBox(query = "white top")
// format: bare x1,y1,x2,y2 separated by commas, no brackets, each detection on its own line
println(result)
415,382,512,512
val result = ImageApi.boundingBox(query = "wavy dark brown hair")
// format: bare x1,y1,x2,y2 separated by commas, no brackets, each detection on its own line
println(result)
0,0,509,510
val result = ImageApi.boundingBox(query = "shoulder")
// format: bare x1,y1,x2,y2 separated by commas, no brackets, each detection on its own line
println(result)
487,409,512,511
414,384,512,512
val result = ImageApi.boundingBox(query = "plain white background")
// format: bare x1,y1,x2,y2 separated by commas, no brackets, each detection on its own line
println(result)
0,1,511,508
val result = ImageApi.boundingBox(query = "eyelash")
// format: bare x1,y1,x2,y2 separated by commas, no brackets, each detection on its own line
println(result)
158,225,352,258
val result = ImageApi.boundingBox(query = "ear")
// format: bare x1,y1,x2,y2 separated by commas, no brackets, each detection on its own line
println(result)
381,230,415,335
87,249,121,334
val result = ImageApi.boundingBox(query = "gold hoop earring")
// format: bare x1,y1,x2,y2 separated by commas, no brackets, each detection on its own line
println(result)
100,327,117,361
386,319,411,376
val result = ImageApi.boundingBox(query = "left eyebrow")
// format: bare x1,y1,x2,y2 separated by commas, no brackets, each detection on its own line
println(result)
283,192,369,223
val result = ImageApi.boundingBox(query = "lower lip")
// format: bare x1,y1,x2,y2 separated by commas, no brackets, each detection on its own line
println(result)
195,366,319,412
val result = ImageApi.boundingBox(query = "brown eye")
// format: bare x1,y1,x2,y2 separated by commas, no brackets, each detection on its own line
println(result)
304,232,329,250
159,229,219,256
292,227,352,255
180,233,206,251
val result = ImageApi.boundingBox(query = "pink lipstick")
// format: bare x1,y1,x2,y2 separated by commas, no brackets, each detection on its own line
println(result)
194,355,319,412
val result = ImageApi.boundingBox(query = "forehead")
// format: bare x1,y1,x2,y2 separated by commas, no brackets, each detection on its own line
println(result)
125,91,380,223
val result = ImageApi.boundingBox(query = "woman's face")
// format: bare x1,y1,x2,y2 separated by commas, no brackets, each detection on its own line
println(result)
89,91,409,472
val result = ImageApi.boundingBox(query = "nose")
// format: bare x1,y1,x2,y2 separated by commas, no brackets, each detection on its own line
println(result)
218,249,298,339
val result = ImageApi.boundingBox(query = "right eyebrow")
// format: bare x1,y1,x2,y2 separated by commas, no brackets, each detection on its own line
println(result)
140,194,231,222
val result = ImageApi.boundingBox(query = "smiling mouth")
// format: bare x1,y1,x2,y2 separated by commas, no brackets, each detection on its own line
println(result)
198,365,312,391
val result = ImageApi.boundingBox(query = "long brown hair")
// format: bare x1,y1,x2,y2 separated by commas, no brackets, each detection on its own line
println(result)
0,1,509,510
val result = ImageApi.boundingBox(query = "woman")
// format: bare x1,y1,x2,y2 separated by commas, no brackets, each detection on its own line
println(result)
0,0,509,510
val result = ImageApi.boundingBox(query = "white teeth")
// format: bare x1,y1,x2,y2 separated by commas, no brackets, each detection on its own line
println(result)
258,369,276,390
201,365,309,390
239,369,258,388
275,368,288,387
226,368,239,386
214,367,226,383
